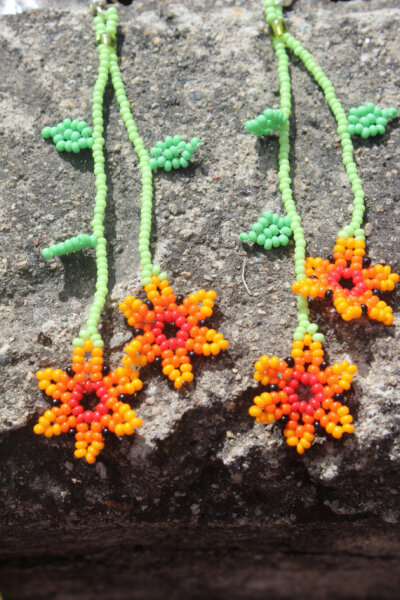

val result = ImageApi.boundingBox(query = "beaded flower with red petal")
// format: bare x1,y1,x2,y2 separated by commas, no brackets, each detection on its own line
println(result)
292,237,399,324
119,275,229,389
249,334,357,454
33,339,144,464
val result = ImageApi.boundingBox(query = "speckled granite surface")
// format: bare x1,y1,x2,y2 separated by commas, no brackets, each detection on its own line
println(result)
0,1,399,598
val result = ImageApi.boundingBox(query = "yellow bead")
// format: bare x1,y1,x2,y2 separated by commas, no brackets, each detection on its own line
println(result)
286,436,298,447
331,426,343,439
74,448,86,459
249,405,261,418
115,424,125,436
343,424,355,434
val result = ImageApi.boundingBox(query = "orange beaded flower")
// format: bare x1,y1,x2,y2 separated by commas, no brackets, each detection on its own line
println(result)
33,339,143,464
292,237,399,324
249,334,357,454
119,275,229,389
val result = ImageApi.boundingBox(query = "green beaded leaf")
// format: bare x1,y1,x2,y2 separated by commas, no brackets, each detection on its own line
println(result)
245,108,287,137
149,135,201,171
41,118,94,153
347,102,397,139
42,234,97,259
240,212,292,250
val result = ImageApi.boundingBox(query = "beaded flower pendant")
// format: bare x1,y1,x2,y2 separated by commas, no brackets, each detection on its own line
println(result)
34,4,228,464
292,237,399,324
34,7,146,464
249,335,356,454
244,1,397,454
119,276,228,389
34,340,143,463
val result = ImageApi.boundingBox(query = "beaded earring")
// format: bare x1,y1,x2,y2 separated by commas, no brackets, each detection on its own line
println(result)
34,1,228,464
245,1,398,454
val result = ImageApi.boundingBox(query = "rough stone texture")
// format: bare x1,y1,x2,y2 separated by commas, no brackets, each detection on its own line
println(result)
0,1,399,598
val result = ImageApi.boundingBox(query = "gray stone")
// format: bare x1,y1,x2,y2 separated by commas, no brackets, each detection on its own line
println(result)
1,0,400,598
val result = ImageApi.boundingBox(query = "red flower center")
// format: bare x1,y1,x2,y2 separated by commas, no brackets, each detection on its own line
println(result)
283,370,325,416
68,379,111,425
328,266,367,297
151,309,192,352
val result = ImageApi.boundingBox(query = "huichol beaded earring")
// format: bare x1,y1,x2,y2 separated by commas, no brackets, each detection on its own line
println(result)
244,0,398,455
34,1,228,464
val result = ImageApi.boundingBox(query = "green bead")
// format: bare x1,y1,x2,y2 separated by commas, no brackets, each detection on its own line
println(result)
313,333,324,342
248,231,257,243
252,222,264,234
257,234,266,245
55,140,65,152
264,238,273,251
279,234,289,246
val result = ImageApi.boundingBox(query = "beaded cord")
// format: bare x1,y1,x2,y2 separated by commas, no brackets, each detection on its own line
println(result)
247,1,398,453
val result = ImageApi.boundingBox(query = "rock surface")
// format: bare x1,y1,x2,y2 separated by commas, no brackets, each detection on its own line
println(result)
0,1,399,598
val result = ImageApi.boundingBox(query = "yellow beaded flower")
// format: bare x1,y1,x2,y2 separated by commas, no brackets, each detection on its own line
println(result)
249,334,357,454
119,275,229,388
34,339,143,464
292,237,399,324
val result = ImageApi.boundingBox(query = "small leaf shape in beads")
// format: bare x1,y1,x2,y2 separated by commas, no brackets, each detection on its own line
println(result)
149,135,201,172
41,118,94,153
347,102,397,139
240,211,292,250
42,234,98,259
245,108,287,137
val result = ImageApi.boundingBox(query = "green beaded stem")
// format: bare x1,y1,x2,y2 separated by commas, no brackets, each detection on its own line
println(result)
105,10,165,286
73,6,170,347
281,32,365,241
